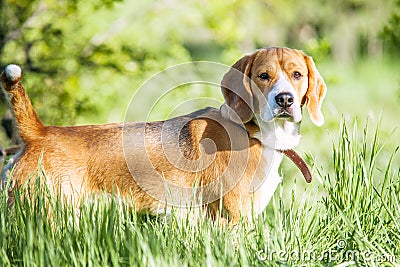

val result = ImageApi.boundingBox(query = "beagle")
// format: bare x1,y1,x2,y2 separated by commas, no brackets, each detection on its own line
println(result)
0,47,326,224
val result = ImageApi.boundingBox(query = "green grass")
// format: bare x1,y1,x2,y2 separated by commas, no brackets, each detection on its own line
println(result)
0,120,399,266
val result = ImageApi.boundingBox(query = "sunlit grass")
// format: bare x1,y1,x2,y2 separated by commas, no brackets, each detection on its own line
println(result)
0,120,399,266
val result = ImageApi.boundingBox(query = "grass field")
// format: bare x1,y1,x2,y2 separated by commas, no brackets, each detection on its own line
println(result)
0,59,399,266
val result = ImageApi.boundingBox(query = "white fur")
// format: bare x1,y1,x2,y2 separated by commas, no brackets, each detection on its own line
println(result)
248,121,299,219
253,115,301,150
249,148,283,218
5,65,21,81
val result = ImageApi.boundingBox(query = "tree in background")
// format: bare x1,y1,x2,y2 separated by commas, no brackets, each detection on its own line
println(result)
0,0,121,125
0,0,192,128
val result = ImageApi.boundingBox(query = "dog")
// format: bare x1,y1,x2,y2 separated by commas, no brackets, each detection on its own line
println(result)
0,47,326,224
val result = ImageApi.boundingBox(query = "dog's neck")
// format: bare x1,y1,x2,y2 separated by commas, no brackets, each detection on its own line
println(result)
247,115,301,151
243,116,301,217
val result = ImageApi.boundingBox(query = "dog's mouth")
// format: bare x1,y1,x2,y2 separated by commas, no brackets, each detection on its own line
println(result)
274,109,294,120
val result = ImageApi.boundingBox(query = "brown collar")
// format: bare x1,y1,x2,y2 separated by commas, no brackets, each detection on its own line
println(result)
279,149,312,183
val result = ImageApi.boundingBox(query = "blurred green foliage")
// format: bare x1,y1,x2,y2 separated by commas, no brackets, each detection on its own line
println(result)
0,0,398,128
380,0,400,55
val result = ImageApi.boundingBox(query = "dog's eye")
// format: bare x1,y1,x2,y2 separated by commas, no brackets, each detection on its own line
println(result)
258,72,270,81
292,71,302,80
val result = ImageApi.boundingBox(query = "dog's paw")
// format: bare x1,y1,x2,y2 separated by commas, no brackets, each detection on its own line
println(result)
5,64,22,82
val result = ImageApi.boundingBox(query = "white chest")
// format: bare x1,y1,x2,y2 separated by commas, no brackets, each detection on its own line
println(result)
249,148,283,218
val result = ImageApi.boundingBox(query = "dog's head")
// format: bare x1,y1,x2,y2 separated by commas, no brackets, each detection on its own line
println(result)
220,47,327,128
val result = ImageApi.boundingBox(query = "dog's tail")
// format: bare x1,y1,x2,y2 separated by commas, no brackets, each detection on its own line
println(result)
0,65,45,142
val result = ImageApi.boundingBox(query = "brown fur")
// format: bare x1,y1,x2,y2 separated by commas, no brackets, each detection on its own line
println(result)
0,47,326,224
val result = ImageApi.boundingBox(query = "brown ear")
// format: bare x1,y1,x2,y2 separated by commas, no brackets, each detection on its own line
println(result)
303,55,327,126
220,53,256,124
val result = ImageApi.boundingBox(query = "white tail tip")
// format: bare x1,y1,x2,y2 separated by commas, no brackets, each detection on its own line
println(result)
5,64,22,81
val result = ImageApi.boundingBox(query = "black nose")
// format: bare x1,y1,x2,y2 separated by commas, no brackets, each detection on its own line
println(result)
275,93,294,108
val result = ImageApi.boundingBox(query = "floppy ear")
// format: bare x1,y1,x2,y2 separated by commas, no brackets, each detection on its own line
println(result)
220,53,256,124
303,55,327,126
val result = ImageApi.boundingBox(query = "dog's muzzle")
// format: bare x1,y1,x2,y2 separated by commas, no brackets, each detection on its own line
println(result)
274,92,295,119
